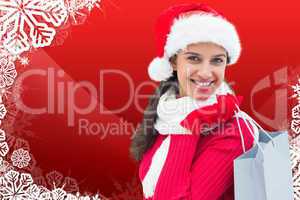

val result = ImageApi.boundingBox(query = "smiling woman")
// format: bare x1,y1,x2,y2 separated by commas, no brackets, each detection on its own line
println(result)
170,42,229,101
130,3,259,200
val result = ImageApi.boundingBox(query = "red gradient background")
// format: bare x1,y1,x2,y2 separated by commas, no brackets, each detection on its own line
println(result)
9,0,300,198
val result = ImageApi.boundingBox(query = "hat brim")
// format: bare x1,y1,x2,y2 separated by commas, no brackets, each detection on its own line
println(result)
165,13,241,65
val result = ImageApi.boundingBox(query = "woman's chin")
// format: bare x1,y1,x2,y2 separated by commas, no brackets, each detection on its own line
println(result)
190,89,215,101
192,93,211,101
189,85,219,101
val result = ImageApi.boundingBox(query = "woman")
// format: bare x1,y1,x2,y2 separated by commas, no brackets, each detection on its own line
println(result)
130,3,258,200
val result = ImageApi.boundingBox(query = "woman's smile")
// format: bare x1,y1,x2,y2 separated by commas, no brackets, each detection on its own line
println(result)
190,78,215,87
190,78,215,94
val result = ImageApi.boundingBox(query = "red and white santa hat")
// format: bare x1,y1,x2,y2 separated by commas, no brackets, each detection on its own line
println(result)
148,3,241,82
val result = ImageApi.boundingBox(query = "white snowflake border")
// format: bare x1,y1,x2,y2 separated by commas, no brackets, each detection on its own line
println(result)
0,0,105,199
292,78,300,135
0,169,102,200
0,0,101,59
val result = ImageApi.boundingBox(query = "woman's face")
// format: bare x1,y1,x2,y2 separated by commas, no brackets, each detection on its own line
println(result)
171,42,227,101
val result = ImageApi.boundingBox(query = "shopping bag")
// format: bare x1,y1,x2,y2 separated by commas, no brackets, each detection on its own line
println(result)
233,110,294,200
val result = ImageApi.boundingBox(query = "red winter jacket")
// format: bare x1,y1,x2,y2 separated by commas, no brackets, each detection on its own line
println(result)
138,95,255,200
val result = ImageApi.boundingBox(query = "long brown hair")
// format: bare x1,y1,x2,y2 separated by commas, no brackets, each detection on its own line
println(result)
129,57,179,161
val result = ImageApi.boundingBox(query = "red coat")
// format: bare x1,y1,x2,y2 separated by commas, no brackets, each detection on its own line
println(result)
138,95,255,200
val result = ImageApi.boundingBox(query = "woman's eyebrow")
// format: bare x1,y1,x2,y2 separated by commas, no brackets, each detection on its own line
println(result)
183,52,201,56
212,54,226,57
183,52,226,57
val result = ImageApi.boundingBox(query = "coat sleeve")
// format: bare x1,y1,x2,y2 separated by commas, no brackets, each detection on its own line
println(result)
152,118,255,200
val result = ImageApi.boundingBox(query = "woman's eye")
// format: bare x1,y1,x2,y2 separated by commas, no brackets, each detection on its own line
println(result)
211,58,224,64
187,56,200,62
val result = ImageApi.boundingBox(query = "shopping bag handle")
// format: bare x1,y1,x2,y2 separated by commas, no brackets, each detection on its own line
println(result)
234,110,262,153
234,104,275,153
235,104,275,143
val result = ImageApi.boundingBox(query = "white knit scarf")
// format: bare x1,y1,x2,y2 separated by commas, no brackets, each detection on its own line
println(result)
142,81,235,198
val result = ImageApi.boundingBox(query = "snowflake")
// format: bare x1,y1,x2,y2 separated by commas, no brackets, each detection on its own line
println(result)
34,170,80,194
292,120,300,135
0,159,13,176
290,135,300,149
0,56,17,88
0,170,104,200
52,0,101,46
25,184,52,199
293,105,300,119
11,148,31,168
66,192,102,200
0,170,33,199
84,0,101,12
292,80,300,135
292,79,300,104
65,0,87,25
0,128,8,158
19,56,29,66
50,188,67,199
293,84,300,94
0,77,24,104
0,103,7,119
0,42,17,61
0,142,9,157
293,80,300,94
294,164,300,199
0,141,9,157
0,80,25,119
290,145,300,168
0,0,68,55
0,128,5,141
291,145,300,199
3,133,39,175
293,162,300,200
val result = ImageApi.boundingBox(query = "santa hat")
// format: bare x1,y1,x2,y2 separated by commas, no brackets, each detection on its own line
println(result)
148,3,241,82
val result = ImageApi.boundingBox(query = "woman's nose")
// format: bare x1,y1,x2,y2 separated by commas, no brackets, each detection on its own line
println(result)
195,63,213,79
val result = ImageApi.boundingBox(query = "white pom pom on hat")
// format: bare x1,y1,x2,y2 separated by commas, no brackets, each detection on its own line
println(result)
148,56,174,82
148,3,242,82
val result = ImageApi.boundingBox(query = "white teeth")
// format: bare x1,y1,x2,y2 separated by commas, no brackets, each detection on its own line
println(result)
192,79,213,87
